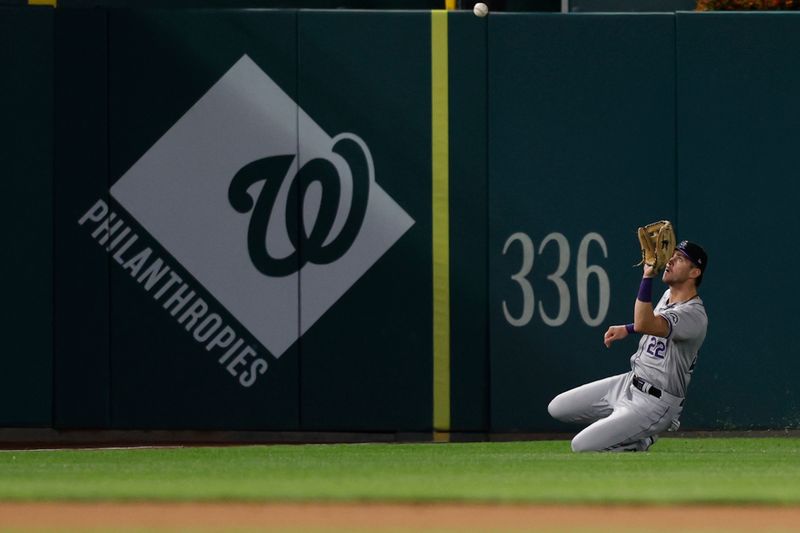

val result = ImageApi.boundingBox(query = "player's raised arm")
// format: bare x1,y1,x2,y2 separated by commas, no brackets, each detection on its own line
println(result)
632,264,670,337
603,267,669,347
630,221,673,338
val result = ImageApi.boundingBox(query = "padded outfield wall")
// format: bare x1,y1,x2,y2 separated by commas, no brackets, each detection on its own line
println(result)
2,6,800,434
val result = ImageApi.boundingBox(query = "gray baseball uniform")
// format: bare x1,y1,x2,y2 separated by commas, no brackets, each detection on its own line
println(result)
548,288,708,452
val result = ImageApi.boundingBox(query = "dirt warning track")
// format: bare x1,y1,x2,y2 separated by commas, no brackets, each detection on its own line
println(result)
1,502,799,531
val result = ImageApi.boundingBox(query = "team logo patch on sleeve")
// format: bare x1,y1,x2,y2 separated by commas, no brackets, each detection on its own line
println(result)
666,312,679,325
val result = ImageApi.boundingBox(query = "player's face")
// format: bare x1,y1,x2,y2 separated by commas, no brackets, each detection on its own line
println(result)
662,251,699,285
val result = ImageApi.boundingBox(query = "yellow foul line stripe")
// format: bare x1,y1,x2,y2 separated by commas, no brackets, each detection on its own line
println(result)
431,10,450,436
28,0,57,6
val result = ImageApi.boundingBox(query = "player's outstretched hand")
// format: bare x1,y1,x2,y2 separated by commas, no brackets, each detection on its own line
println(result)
643,263,657,278
604,325,628,348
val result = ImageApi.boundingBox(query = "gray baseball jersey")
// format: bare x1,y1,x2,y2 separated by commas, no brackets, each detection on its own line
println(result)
630,289,708,398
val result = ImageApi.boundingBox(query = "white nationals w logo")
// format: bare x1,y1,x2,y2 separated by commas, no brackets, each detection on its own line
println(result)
110,55,414,358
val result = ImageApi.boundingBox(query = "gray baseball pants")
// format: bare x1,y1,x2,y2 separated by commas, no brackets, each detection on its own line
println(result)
547,372,683,452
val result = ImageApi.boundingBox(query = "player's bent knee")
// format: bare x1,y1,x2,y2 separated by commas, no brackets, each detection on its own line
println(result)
570,434,597,453
547,395,568,422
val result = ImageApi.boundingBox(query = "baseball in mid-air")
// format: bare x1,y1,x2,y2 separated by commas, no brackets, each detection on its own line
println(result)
473,2,489,17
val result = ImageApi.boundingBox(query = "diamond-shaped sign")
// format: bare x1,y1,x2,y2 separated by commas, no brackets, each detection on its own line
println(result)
111,54,414,358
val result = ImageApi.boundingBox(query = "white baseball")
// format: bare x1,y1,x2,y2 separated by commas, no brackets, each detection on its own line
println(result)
473,2,489,17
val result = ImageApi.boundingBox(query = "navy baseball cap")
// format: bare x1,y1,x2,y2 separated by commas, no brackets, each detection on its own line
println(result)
676,240,708,272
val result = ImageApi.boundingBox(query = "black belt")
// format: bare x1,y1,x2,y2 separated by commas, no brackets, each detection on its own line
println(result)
632,375,662,399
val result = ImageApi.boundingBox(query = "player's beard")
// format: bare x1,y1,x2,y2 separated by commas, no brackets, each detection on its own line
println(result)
662,266,680,286
663,265,691,288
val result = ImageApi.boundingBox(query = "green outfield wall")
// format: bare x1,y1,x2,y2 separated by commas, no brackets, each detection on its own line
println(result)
488,14,677,431
0,6,53,426
3,7,800,435
676,13,800,430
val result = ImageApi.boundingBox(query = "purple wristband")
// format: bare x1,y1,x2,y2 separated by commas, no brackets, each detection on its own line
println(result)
625,323,635,334
637,277,653,302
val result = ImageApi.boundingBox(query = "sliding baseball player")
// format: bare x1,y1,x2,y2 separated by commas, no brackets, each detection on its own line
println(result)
548,222,708,452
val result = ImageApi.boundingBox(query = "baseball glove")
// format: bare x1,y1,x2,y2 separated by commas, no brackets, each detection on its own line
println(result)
636,220,676,273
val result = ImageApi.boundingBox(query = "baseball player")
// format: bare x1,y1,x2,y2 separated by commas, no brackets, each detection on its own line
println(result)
548,240,708,452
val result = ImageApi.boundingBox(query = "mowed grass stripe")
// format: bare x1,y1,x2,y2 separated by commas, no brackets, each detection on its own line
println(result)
0,439,798,504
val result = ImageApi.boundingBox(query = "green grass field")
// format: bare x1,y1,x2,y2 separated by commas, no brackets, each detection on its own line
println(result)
0,438,798,504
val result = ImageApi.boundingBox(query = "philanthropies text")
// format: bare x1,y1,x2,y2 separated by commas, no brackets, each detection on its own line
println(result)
79,199,269,388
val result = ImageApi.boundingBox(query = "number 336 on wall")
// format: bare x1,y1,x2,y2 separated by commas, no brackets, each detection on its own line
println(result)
502,232,610,328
